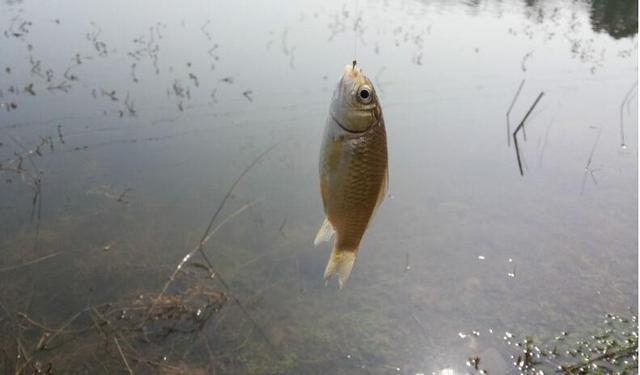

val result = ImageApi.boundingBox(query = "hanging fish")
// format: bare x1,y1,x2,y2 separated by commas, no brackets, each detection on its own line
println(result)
315,61,388,288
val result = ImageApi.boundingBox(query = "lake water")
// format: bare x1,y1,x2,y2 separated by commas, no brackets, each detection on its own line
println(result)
0,0,637,373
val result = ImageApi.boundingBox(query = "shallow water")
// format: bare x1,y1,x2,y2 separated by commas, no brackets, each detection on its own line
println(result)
0,0,637,373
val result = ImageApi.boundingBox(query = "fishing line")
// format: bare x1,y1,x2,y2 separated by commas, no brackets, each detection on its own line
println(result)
353,0,360,62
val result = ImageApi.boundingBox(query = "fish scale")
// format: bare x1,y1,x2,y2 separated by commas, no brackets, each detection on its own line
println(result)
335,123,387,250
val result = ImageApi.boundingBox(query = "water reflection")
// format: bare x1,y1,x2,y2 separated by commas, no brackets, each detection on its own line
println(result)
590,0,638,39
460,0,638,40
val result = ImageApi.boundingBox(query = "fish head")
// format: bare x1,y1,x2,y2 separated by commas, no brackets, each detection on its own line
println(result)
330,63,381,133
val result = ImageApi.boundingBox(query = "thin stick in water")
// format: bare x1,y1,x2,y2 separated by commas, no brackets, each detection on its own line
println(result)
39,309,86,350
113,336,134,375
146,144,278,352
584,128,602,171
148,201,257,316
619,81,637,148
506,79,525,147
410,312,428,339
7,135,44,250
0,252,62,272
513,92,544,176
581,128,602,195
196,144,277,255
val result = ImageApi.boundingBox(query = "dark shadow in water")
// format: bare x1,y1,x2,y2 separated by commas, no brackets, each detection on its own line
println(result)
520,0,637,39
589,0,638,39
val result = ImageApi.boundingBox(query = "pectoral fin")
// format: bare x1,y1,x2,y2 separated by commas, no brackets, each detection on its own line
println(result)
313,217,335,246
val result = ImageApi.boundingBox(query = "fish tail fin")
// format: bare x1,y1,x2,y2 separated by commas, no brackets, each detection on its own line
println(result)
323,247,357,289
313,217,335,246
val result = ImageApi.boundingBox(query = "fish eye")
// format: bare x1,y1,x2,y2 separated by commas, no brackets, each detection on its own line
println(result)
357,86,372,103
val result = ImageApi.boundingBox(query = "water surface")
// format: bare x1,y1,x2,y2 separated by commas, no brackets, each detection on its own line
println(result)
0,0,637,373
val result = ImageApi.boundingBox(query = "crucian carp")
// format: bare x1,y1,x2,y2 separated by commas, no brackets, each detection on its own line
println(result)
315,61,388,289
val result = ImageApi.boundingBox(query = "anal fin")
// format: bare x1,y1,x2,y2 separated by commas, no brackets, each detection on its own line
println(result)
313,218,335,246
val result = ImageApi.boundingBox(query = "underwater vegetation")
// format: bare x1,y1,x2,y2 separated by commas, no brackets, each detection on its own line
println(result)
467,313,638,374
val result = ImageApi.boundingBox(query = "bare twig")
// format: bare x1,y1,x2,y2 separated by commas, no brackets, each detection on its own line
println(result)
14,338,32,375
196,144,277,258
584,128,602,171
145,145,278,351
113,336,133,375
581,128,602,195
619,81,637,148
506,79,526,146
4,135,45,235
410,313,428,338
15,311,90,343
513,92,544,176
41,309,86,350
0,252,62,272
193,146,278,351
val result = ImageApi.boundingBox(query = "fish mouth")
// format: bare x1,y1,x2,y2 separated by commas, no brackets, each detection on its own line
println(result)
330,62,379,133
340,65,363,90
344,64,360,78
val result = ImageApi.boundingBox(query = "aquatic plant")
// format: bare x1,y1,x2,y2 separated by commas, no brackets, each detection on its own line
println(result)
467,312,638,374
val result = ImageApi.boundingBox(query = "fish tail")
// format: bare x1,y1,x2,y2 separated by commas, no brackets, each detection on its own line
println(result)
323,247,357,289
